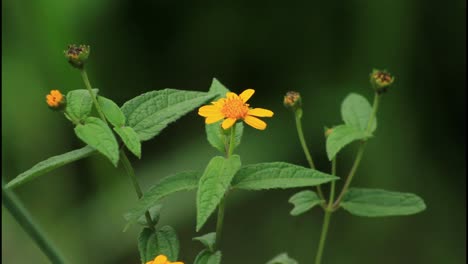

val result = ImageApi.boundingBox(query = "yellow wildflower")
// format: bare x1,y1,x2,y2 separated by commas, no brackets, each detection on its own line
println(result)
145,254,183,264
198,89,274,130
46,90,66,109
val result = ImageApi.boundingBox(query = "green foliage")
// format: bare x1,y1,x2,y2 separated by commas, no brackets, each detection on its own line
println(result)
196,155,242,231
125,171,201,226
123,205,162,231
231,162,338,190
205,122,243,153
193,232,216,252
194,249,222,264
341,93,376,132
326,124,369,160
208,78,229,99
121,89,216,141
4,146,96,189
98,96,126,127
65,89,99,122
138,226,180,263
288,190,324,216
74,117,119,166
114,126,141,159
341,188,426,217
266,253,298,264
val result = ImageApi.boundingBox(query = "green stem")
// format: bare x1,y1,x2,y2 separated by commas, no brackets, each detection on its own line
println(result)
120,150,154,229
2,187,67,263
80,69,107,123
215,125,236,250
314,157,337,264
214,194,226,250
294,109,325,201
79,67,154,229
332,93,381,209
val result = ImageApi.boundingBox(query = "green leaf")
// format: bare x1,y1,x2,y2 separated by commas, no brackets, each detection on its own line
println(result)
194,249,222,264
205,121,243,153
288,190,324,216
326,124,369,160
4,146,96,189
138,226,180,263
208,78,229,99
98,96,125,127
193,232,216,252
231,162,338,190
65,89,99,122
121,89,216,141
74,117,119,166
123,205,162,231
341,93,376,132
266,253,298,264
125,171,201,226
196,155,242,231
341,188,426,217
114,126,141,159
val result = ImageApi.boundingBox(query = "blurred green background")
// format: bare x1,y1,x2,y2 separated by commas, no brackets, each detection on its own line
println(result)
2,1,465,263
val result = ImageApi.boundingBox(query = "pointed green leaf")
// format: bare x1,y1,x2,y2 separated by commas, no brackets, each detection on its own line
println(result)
65,89,99,122
121,89,216,141
125,171,201,226
341,93,376,132
231,162,338,190
74,117,119,166
138,226,179,263
326,124,369,160
208,78,229,98
341,188,426,217
114,126,141,158
196,155,242,231
194,249,222,264
193,232,216,252
205,121,243,153
98,96,125,127
288,190,324,216
266,253,298,264
4,146,96,189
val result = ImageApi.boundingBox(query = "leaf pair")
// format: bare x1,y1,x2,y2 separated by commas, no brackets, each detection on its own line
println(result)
193,233,222,264
288,188,426,217
138,226,179,263
326,93,376,160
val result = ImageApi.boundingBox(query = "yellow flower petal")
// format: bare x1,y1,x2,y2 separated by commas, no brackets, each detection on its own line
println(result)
171,262,184,264
247,108,274,117
222,117,237,130
244,115,267,130
239,89,255,103
198,105,221,117
205,114,225,124
154,255,168,264
226,92,238,99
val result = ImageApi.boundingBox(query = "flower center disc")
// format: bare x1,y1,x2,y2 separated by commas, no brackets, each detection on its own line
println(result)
221,98,249,119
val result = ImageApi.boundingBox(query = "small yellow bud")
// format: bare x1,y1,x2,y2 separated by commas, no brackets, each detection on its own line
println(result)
283,91,302,112
46,90,66,110
324,127,333,138
64,44,90,69
370,69,395,94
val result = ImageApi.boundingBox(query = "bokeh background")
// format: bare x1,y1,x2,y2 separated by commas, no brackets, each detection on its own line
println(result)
2,1,466,264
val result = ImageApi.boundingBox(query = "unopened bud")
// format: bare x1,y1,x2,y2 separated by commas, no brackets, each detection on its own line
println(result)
370,69,395,94
46,90,66,111
64,44,90,69
283,91,302,112
324,126,334,138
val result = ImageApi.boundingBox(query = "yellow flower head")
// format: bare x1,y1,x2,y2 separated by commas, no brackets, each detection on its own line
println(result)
46,90,66,109
198,89,274,130
145,254,183,264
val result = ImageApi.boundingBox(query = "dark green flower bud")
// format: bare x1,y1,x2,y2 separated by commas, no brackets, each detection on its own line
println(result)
283,91,302,112
370,69,395,94
64,44,90,69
